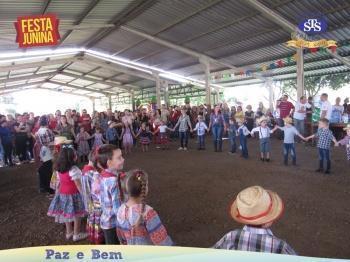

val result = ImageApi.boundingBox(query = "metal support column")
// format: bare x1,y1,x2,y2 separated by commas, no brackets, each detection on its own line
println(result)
92,98,96,112
130,90,135,111
164,81,170,107
296,48,304,99
200,58,211,106
108,95,112,110
266,78,274,111
154,72,161,109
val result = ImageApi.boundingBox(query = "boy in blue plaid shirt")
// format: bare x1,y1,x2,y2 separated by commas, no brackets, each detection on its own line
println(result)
306,118,338,174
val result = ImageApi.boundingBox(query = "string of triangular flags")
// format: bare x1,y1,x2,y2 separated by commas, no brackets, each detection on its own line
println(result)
211,39,350,82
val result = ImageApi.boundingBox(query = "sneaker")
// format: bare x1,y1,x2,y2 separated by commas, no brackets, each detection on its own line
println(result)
73,232,88,242
266,158,270,162
183,147,188,151
260,158,265,162
178,147,183,151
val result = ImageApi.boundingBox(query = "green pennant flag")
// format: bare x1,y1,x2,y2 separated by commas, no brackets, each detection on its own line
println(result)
312,107,321,123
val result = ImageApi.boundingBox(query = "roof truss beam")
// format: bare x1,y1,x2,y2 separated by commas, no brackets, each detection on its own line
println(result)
0,57,80,73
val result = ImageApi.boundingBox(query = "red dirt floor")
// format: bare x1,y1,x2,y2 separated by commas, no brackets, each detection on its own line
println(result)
0,137,349,258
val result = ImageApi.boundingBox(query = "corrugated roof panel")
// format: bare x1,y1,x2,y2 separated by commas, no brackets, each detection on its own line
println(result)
85,0,136,24
68,61,99,73
125,0,216,35
46,0,92,20
92,28,144,54
69,78,94,86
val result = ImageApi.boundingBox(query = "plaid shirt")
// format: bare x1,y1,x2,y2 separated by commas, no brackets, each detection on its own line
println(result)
213,226,296,255
315,128,335,149
35,127,55,146
175,115,191,132
100,169,122,230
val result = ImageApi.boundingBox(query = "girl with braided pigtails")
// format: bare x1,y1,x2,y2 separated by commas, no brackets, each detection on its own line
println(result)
116,169,173,246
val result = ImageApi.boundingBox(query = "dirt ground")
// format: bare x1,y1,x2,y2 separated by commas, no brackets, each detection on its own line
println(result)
0,137,349,258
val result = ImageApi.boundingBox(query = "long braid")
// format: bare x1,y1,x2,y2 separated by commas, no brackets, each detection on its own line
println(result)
137,174,147,226
126,169,148,227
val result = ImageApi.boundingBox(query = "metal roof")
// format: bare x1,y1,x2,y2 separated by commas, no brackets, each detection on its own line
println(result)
0,0,349,99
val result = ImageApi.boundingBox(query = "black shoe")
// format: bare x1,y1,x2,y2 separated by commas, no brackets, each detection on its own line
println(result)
266,158,270,162
325,170,331,175
260,158,265,162
315,168,323,173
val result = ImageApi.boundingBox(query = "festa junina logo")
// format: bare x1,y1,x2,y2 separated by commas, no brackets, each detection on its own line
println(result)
298,17,327,34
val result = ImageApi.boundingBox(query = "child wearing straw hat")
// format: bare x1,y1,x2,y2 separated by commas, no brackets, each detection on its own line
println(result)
251,116,275,162
272,117,306,166
337,124,350,162
213,185,296,255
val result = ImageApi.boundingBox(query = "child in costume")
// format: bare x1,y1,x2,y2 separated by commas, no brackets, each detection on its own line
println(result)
116,169,173,246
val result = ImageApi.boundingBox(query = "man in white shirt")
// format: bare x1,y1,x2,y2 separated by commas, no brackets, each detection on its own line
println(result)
293,96,311,136
320,93,333,120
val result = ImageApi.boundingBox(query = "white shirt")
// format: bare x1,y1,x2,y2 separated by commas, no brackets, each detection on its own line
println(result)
194,122,208,136
251,126,272,139
238,125,250,136
321,100,333,120
293,102,311,120
159,125,168,133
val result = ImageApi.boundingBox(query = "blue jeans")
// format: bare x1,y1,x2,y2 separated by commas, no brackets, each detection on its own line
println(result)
283,143,296,164
293,118,305,136
229,135,236,153
318,148,331,171
198,135,205,149
212,125,223,151
239,134,248,158
179,131,188,148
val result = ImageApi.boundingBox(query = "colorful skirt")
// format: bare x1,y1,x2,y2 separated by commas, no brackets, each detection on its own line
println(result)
78,141,90,156
140,136,151,145
87,207,105,244
123,133,133,146
160,133,168,144
47,193,86,223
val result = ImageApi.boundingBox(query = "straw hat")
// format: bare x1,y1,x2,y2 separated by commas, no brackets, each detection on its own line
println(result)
343,124,350,131
54,136,73,145
229,186,284,225
283,117,293,124
257,116,268,125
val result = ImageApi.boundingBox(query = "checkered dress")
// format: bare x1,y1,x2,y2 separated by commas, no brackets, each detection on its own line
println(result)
213,226,296,255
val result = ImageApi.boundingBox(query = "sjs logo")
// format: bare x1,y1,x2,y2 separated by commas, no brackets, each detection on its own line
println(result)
298,18,327,34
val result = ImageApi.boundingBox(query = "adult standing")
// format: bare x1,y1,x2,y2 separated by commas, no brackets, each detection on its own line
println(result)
277,95,295,127
56,115,75,141
173,108,192,151
244,105,255,131
320,93,332,121
79,109,92,134
293,96,311,137
343,98,349,113
209,105,227,152
276,95,294,139
330,97,344,123
34,116,55,194
14,114,29,163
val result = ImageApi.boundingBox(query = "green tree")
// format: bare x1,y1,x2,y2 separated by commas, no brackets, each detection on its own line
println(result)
281,73,350,98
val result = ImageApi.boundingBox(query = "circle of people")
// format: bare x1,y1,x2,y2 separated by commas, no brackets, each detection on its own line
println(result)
0,94,349,255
